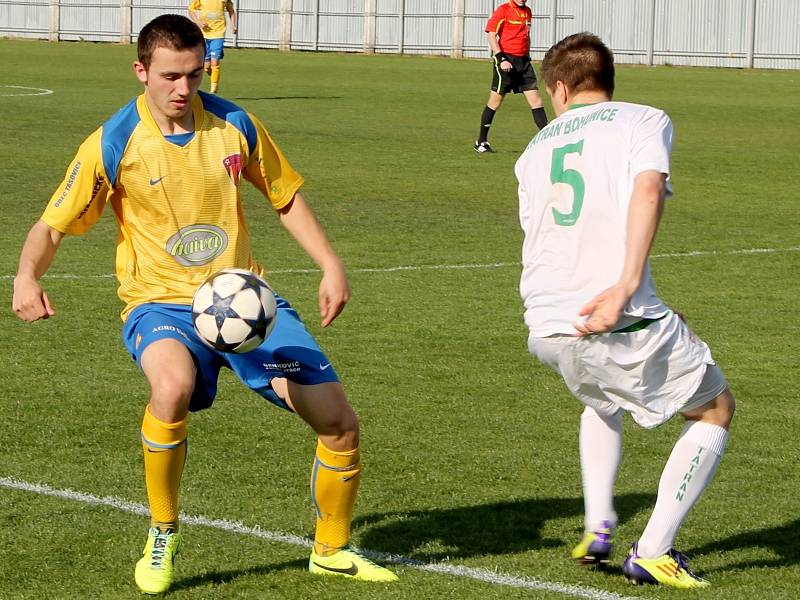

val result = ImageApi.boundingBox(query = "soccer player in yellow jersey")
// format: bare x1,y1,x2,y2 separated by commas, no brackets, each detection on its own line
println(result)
188,0,237,93
12,14,397,594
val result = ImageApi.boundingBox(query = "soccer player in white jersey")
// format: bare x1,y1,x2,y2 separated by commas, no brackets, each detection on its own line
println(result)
516,32,735,589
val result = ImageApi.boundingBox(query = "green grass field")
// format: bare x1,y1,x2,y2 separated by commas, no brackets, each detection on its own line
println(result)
1,39,798,599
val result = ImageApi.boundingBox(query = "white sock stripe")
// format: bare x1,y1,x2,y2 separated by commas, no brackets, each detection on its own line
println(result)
0,475,645,600
681,421,729,457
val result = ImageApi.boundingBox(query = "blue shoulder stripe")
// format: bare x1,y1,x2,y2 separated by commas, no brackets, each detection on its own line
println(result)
101,98,140,187
199,91,257,154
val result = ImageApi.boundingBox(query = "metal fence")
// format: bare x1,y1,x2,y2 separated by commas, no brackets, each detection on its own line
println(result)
1,0,798,69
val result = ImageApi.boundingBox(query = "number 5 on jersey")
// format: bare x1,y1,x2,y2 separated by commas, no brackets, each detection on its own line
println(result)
551,140,585,226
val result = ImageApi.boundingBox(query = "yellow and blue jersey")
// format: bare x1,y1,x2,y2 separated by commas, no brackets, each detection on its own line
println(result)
189,0,232,39
41,91,303,321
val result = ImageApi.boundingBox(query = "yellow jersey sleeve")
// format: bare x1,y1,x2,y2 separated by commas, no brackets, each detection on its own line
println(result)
41,128,112,235
243,113,304,210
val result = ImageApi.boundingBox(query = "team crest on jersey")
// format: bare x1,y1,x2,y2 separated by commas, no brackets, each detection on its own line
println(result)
223,154,243,186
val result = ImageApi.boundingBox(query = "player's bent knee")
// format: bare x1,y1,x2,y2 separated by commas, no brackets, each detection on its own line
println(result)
317,400,359,440
291,382,360,447
320,429,358,453
147,373,194,419
684,387,735,430
151,377,193,403
718,387,736,421
312,404,359,451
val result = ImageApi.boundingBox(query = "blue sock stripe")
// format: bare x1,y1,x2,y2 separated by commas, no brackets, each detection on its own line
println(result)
311,458,323,518
314,457,358,473
310,455,359,519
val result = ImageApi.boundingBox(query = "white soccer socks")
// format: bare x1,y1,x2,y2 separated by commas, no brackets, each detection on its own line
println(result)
579,406,623,532
637,420,729,558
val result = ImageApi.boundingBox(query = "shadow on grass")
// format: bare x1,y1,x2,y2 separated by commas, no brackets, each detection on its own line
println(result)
169,558,307,591
353,492,654,562
690,518,800,571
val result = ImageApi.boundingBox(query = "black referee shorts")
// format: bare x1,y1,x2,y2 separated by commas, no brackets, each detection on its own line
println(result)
491,54,539,95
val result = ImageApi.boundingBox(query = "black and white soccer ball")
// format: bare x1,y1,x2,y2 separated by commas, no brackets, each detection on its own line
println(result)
191,268,277,353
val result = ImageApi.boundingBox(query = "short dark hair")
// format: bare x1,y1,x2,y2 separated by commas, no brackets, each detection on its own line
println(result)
541,33,615,97
137,14,205,70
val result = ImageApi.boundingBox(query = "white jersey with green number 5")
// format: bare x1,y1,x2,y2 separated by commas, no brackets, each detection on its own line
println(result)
516,101,673,337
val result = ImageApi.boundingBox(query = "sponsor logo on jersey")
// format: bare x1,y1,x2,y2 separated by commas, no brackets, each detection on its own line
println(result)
54,161,81,207
150,324,191,341
223,153,243,186
77,174,106,219
262,360,301,373
166,224,228,266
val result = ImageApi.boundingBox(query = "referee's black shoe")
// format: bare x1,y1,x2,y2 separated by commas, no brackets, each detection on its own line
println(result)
474,140,496,153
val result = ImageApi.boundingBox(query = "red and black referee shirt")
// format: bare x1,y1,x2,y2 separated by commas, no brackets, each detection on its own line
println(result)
485,1,532,57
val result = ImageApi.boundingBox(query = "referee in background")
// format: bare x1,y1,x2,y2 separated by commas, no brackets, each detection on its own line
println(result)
475,0,548,153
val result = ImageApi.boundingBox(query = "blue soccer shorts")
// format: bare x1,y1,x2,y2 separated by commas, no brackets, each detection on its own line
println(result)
204,38,225,61
122,294,339,412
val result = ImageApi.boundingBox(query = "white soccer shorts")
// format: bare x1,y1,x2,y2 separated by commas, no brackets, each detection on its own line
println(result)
528,311,728,429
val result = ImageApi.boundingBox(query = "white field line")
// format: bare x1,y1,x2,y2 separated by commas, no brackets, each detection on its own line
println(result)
0,84,54,96
0,476,646,600
1,245,798,280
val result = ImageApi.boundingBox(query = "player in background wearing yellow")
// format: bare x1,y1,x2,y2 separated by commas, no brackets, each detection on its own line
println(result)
516,33,735,588
188,0,237,93
12,14,396,594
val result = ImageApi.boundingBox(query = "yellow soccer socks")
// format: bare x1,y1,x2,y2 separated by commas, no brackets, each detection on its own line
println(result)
141,406,187,530
210,65,221,93
310,439,360,556
308,441,398,581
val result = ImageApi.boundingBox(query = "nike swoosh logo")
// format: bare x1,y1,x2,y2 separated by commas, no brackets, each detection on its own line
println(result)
319,363,331,371
149,176,166,185
312,561,358,576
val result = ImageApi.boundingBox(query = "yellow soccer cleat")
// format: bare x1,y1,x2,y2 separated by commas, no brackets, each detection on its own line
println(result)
134,527,182,594
622,543,710,589
309,546,398,582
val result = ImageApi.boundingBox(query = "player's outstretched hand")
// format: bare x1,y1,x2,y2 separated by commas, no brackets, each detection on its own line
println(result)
12,276,55,322
318,259,351,327
574,284,628,336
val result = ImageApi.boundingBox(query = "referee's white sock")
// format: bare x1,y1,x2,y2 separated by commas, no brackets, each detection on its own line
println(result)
636,420,729,558
579,406,622,532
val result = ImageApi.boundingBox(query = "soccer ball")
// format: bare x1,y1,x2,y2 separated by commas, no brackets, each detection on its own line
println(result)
191,268,277,353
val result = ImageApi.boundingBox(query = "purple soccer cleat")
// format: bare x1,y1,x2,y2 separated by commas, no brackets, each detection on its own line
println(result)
571,520,613,565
